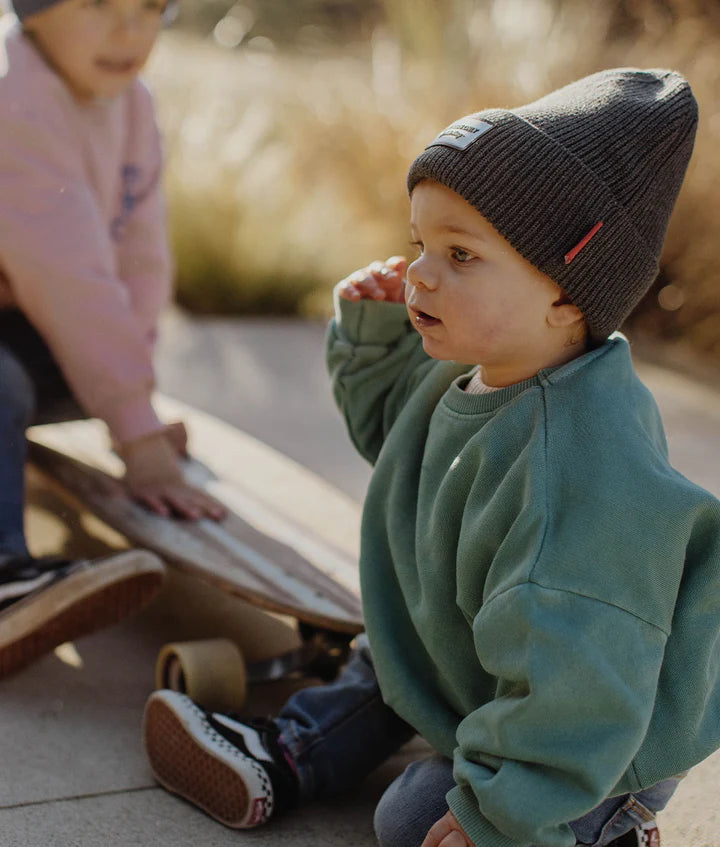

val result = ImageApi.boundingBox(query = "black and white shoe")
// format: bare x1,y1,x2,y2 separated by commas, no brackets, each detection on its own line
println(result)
0,550,165,678
143,690,299,828
608,821,661,847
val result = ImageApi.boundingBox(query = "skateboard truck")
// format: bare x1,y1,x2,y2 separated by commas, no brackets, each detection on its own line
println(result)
155,625,357,713
248,624,354,684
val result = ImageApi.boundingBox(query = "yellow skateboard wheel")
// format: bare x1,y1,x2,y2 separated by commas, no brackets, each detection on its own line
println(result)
155,638,247,712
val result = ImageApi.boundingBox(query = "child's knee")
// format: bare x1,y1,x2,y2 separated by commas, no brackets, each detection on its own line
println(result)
373,786,435,847
374,756,456,847
0,348,36,426
374,776,412,847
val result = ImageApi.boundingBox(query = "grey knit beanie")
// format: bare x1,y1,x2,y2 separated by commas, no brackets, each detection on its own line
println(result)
407,68,698,342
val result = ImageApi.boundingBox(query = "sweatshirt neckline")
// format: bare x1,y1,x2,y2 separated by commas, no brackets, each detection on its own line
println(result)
443,372,542,414
442,336,625,415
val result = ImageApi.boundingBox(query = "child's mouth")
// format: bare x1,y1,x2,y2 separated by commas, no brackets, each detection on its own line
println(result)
96,58,137,74
410,307,441,329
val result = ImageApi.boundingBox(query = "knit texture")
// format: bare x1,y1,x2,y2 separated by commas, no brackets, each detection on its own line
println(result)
407,68,698,341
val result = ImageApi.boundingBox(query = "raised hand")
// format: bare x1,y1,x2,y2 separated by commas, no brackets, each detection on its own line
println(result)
337,256,407,303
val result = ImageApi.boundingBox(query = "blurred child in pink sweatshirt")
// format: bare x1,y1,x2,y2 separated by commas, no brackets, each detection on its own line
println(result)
0,0,225,678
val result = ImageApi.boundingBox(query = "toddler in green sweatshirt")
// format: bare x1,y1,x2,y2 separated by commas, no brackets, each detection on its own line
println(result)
143,68,720,847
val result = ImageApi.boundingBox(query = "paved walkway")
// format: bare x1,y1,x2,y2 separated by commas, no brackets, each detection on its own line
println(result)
1,312,718,846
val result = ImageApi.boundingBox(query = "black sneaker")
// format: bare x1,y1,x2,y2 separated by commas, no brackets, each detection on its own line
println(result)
143,689,299,828
608,821,661,847
0,550,165,678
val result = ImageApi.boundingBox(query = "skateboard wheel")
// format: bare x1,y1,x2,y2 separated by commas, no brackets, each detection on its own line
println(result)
155,638,247,712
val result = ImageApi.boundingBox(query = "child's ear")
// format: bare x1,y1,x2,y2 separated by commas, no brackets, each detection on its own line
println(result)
548,295,584,328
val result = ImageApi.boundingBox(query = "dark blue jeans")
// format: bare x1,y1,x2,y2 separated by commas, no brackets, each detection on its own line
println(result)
0,310,81,559
275,636,680,847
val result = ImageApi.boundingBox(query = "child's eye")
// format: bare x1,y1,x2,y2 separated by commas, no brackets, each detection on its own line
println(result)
409,241,423,258
451,247,473,264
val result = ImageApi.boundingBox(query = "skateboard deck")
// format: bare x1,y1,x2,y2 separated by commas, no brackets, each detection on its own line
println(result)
26,395,364,637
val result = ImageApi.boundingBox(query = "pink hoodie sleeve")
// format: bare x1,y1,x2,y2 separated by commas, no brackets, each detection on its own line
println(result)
0,92,164,443
114,83,174,346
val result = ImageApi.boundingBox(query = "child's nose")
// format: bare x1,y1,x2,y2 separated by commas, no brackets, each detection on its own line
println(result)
406,255,439,291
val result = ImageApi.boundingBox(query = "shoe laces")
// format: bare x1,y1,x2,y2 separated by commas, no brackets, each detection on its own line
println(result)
206,710,299,810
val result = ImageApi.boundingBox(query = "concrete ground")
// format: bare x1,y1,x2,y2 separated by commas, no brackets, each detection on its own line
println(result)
1,310,718,846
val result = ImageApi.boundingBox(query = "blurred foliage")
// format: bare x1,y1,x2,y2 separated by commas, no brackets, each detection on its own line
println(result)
170,0,720,51
147,0,720,367
10,0,718,362
170,0,383,48
2,2,716,365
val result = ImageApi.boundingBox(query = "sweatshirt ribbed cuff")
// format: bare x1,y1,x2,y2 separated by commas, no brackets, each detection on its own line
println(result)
332,286,411,346
446,786,525,847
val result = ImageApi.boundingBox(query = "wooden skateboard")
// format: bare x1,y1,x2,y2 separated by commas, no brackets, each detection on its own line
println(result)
27,395,364,711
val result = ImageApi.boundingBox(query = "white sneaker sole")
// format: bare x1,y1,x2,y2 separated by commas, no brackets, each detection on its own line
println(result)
0,550,165,678
143,690,274,828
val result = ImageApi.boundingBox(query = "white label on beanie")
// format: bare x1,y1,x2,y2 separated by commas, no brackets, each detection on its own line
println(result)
427,117,494,151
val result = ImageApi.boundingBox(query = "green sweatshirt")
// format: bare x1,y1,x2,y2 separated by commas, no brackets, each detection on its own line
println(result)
327,295,720,847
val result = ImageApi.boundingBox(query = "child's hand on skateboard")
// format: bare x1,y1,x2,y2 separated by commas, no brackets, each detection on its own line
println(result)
119,430,226,521
422,811,474,847
337,256,407,303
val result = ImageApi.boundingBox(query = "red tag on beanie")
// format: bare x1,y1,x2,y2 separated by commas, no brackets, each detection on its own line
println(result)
565,221,604,264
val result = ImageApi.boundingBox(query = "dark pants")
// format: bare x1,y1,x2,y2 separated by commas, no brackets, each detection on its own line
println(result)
0,310,81,558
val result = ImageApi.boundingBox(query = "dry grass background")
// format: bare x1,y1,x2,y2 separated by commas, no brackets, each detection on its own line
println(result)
145,0,720,370
18,0,720,365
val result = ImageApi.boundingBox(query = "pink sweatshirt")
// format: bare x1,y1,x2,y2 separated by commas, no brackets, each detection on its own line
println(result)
0,16,172,442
